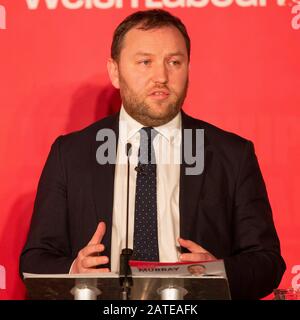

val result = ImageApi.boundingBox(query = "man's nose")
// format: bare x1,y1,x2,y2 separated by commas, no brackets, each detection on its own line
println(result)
151,62,168,84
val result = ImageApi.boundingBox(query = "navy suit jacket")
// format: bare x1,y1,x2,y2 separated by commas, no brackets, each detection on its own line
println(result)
20,111,286,299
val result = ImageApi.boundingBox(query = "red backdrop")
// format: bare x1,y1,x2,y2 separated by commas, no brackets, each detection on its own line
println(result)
0,1,300,299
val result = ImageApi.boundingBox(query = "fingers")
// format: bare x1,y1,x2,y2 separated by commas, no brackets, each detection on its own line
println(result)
74,249,110,273
71,253,109,274
178,238,217,262
80,244,105,258
72,222,108,274
178,238,208,253
180,252,216,262
81,255,109,269
88,221,106,245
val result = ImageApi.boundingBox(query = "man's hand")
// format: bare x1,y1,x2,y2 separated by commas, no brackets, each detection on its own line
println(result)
70,222,110,274
178,238,217,262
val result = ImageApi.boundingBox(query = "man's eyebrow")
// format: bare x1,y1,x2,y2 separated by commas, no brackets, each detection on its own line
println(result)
166,52,186,57
134,52,153,56
134,51,186,57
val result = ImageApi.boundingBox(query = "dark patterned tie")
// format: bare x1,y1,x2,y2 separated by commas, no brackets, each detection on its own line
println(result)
133,127,159,261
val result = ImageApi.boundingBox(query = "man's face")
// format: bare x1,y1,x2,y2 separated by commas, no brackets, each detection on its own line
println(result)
108,25,189,127
188,265,206,276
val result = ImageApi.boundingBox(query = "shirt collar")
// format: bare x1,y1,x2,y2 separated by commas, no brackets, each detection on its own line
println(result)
119,105,182,143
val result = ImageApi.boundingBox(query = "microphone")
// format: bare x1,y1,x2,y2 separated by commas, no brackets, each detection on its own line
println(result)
135,165,145,175
126,142,132,157
119,142,133,300
124,143,132,251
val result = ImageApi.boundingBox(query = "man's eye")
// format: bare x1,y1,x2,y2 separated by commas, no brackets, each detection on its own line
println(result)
139,60,151,65
170,60,180,66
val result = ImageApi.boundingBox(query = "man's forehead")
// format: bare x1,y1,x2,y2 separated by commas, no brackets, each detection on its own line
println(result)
121,26,187,56
124,25,183,39
134,51,186,57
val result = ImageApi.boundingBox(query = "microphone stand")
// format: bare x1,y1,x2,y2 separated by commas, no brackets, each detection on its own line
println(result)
119,143,133,300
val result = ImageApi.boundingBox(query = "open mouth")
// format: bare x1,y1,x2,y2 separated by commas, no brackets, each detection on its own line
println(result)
149,91,170,100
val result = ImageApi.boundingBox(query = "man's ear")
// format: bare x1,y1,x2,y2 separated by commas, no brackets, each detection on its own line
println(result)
107,58,120,89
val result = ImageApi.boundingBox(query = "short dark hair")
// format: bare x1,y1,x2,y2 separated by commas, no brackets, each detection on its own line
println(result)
111,9,190,62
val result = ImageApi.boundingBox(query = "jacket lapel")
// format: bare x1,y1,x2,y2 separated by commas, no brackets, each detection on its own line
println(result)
91,112,119,264
179,111,208,249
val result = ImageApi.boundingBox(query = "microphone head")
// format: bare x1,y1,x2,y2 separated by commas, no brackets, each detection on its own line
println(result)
135,165,147,175
126,143,132,157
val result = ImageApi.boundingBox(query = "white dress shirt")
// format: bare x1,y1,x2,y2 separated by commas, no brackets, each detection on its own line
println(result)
110,106,182,272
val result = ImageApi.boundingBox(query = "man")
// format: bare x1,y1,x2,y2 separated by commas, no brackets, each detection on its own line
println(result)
20,9,285,299
187,264,206,276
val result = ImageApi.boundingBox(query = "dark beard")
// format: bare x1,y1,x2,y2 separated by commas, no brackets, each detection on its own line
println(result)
119,79,189,127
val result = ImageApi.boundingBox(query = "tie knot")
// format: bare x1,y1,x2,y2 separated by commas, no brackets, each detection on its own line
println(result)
140,127,157,143
139,127,157,164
